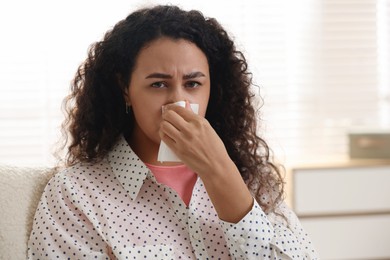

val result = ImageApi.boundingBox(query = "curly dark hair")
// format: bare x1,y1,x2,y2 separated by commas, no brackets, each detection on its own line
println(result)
62,5,284,213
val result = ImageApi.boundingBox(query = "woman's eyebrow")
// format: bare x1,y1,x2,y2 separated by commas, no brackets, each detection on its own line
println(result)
183,71,206,80
145,71,206,80
145,73,172,79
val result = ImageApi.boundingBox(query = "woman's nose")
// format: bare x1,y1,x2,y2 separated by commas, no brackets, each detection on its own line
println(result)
168,85,186,103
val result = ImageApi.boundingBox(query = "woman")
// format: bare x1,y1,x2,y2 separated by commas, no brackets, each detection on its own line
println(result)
28,5,318,259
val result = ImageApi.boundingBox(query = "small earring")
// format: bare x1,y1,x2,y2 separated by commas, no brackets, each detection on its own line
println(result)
125,103,130,114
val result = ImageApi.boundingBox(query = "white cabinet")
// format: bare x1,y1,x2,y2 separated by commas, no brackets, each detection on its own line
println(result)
291,162,390,260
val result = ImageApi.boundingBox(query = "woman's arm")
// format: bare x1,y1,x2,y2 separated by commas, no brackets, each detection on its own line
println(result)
159,103,253,223
160,104,319,259
220,201,319,259
27,171,111,259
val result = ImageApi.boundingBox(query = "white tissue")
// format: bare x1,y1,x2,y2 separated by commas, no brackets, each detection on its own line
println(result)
157,101,199,162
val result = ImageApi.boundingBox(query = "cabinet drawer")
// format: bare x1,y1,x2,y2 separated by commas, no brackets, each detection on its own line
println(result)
293,165,390,215
301,214,390,260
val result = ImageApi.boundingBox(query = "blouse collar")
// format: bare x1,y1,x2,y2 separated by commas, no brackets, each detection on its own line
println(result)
107,135,150,200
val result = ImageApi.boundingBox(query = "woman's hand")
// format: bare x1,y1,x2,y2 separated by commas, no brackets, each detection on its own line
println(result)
159,102,253,223
159,102,229,177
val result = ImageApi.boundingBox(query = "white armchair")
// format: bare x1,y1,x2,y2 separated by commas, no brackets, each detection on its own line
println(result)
0,165,55,260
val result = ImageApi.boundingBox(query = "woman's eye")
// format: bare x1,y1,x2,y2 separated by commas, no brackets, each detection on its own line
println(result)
151,82,167,88
186,81,201,89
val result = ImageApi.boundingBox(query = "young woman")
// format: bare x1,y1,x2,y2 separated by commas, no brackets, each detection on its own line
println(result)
28,5,318,259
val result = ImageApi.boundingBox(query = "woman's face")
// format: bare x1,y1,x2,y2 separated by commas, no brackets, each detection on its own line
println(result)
126,37,210,155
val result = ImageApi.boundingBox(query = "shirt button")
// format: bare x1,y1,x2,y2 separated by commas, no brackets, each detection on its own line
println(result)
237,237,246,245
192,232,201,241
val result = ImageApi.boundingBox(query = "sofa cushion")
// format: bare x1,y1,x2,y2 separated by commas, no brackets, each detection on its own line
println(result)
0,165,55,260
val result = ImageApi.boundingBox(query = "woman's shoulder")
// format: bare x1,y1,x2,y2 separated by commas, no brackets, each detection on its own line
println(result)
50,159,114,186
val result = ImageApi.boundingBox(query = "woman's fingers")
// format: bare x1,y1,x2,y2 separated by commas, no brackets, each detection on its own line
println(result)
163,103,196,122
161,105,195,136
159,105,192,148
159,119,180,142
160,106,225,174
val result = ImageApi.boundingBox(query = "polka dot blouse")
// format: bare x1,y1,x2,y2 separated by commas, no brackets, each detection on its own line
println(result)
27,136,318,259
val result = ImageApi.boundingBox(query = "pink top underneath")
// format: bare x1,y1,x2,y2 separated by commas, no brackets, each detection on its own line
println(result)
145,163,197,206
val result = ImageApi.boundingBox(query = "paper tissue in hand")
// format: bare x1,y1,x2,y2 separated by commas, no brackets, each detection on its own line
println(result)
157,101,199,162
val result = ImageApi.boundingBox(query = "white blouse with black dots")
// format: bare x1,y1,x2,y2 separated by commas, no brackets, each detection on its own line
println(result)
27,136,318,259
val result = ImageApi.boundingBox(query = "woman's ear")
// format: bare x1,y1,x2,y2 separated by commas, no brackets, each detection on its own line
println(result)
123,88,131,106
124,89,131,114
117,73,131,106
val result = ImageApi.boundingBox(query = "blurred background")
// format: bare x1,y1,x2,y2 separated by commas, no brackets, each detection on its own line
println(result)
0,0,389,167
0,0,389,259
